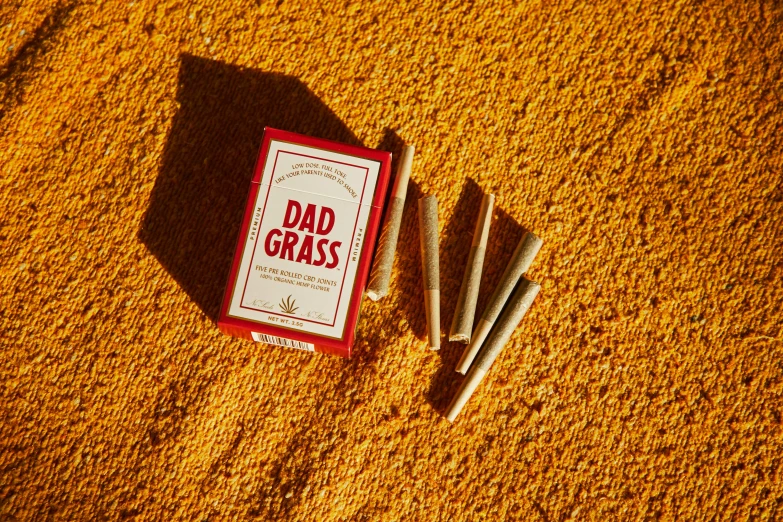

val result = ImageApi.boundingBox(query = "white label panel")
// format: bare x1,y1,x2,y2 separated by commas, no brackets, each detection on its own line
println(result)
227,140,380,340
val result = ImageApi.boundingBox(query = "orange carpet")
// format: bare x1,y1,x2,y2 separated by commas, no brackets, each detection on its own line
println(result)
2,0,783,519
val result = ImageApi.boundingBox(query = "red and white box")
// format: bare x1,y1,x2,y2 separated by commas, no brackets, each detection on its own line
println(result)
218,128,392,357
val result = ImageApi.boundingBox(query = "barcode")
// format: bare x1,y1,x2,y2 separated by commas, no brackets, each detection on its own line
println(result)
251,332,314,352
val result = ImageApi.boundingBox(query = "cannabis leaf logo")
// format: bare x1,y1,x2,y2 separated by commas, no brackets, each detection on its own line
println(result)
279,295,299,315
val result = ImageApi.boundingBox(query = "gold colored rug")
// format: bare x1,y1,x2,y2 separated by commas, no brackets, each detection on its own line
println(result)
2,0,782,519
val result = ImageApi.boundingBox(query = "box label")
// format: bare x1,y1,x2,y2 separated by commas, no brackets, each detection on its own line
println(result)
227,139,381,340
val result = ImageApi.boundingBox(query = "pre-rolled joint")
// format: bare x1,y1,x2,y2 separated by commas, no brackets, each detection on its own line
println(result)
366,145,415,301
450,192,494,343
419,195,440,350
454,230,541,373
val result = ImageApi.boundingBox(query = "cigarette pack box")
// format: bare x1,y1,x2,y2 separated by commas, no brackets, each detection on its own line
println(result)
218,128,392,357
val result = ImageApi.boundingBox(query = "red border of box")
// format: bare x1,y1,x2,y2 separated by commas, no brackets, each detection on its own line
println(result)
217,128,392,358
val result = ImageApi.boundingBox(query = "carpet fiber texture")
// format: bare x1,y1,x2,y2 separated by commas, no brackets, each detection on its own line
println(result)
2,0,783,520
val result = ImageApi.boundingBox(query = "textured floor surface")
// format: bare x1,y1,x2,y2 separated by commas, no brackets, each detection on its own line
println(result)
2,0,783,520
